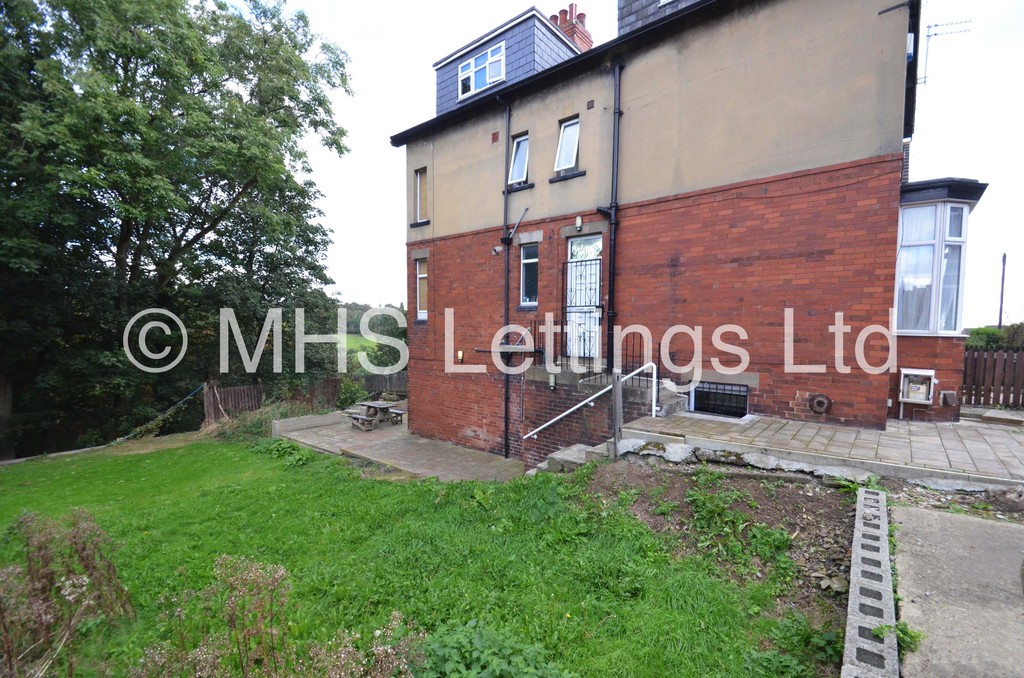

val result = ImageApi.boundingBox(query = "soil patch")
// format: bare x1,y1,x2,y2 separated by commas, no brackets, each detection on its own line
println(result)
587,459,854,656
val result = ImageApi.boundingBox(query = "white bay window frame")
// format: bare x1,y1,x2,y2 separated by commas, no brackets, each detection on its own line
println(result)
895,201,969,335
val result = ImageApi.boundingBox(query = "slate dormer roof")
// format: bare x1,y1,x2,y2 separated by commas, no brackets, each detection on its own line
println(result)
432,7,582,116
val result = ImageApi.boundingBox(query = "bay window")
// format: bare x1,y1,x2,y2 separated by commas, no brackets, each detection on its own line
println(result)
896,202,968,334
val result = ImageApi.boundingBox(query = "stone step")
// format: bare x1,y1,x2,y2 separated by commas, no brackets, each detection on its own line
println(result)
546,444,590,473
657,392,688,418
980,409,1024,427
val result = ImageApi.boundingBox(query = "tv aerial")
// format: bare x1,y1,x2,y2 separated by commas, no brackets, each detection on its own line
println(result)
918,20,972,85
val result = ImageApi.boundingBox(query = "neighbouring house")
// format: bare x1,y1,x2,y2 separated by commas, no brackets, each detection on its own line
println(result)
390,0,986,468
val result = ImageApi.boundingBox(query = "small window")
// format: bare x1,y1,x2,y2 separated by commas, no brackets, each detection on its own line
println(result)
553,118,580,174
414,168,427,223
508,134,529,186
521,244,538,306
416,259,428,320
458,43,504,100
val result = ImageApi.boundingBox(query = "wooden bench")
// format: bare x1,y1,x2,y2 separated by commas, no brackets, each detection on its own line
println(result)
388,409,406,424
348,413,376,431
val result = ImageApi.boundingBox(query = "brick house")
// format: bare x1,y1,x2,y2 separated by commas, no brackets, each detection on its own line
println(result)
390,0,986,468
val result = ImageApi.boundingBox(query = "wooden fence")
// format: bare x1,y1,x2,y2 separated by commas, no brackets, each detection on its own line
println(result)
962,350,1024,408
202,372,409,423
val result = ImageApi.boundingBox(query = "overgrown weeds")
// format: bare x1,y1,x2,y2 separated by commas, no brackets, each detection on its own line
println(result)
0,510,134,677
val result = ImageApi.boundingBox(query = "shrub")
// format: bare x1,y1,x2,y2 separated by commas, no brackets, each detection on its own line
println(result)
216,400,326,440
416,619,573,678
966,326,1005,351
336,377,369,410
0,510,134,676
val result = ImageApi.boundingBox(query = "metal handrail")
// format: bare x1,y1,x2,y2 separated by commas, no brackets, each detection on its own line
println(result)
522,362,658,440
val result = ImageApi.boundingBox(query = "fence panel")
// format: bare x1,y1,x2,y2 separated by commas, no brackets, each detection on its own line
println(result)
962,350,1022,408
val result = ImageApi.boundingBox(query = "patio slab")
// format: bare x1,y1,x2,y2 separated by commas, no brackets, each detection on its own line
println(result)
279,416,524,482
624,411,1024,485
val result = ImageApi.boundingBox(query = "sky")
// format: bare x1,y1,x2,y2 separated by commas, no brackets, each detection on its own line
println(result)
294,0,1022,328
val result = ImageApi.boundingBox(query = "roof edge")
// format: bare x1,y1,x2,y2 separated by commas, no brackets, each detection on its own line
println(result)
900,177,988,205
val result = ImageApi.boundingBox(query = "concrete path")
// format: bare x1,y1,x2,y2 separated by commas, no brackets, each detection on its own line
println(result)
626,412,1024,483
892,506,1024,678
283,419,524,482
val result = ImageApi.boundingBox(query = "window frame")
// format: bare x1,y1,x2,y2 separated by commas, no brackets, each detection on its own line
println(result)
553,118,580,174
415,259,428,321
895,201,970,336
458,42,505,100
520,243,539,307
414,167,427,223
508,134,529,186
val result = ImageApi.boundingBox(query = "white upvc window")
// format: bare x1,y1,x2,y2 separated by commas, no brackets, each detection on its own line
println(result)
553,118,580,173
458,42,505,100
520,244,539,306
895,202,969,334
508,134,529,186
416,259,428,320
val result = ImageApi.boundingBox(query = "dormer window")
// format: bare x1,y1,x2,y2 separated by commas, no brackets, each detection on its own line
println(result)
459,43,505,99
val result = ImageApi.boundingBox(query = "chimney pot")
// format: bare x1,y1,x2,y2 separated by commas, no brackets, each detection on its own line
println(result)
552,4,593,52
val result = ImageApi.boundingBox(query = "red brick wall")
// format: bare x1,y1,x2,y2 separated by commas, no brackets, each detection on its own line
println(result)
887,335,965,422
407,154,909,462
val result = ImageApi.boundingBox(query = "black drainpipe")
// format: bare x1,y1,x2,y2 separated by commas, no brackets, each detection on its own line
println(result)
497,96,512,458
604,62,624,374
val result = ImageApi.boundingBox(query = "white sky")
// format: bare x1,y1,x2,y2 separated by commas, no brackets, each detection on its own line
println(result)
295,0,1022,328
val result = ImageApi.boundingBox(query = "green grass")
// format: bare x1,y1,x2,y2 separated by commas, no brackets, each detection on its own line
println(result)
345,332,376,352
1,443,804,676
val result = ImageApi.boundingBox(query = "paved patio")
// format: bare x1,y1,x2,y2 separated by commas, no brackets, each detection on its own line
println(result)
625,412,1024,483
282,418,524,482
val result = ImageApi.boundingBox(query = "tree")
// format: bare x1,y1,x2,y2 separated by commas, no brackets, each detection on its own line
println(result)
0,0,350,456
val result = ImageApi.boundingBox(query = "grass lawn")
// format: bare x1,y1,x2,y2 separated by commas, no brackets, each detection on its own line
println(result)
0,438,821,676
345,332,376,352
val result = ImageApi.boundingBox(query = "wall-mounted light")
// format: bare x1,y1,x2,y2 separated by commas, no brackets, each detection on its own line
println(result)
548,372,556,391
575,215,583,232
457,350,464,364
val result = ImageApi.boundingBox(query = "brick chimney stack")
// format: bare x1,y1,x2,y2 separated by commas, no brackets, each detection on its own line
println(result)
549,4,593,52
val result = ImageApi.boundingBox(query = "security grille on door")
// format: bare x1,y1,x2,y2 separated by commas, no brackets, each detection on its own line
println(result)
564,235,603,359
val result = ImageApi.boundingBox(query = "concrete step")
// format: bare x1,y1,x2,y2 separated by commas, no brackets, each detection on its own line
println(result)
657,392,688,418
546,444,590,473
980,409,1024,427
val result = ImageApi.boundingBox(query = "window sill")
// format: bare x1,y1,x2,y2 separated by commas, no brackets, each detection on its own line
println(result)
410,219,430,228
504,182,534,194
549,170,586,184
517,304,539,312
414,318,428,325
895,331,966,338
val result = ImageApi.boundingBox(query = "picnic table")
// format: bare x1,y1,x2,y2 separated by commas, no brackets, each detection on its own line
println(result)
348,400,405,431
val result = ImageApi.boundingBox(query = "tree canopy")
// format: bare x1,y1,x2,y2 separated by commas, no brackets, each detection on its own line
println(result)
0,0,355,456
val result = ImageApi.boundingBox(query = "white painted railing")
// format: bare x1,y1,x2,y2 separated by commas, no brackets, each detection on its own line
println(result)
522,362,658,440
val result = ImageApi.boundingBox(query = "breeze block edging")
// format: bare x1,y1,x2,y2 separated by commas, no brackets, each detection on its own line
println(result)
841,488,899,678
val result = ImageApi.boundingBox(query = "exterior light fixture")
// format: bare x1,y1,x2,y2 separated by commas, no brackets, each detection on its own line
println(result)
548,372,556,390
457,350,464,364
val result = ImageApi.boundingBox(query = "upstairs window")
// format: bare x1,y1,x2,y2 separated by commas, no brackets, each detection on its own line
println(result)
521,244,539,306
414,168,427,223
508,134,529,186
458,43,505,99
896,203,968,334
553,118,580,174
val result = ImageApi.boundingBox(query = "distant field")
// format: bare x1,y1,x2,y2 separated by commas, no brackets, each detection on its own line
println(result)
345,332,376,351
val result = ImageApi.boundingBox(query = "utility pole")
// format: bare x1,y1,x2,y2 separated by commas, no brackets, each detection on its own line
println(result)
998,253,1006,329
